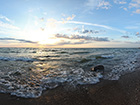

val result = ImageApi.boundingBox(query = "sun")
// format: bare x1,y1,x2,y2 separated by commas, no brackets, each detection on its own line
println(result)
21,27,59,45
20,18,63,45
38,38,59,45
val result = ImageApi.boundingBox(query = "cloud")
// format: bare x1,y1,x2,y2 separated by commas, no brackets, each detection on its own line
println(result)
66,14,76,21
0,38,37,43
0,16,20,37
55,34,69,39
120,6,128,11
81,29,106,34
125,26,139,29
123,8,128,11
55,33,109,42
85,0,111,10
124,31,140,36
126,41,140,44
0,21,20,30
0,18,20,38
45,17,125,34
129,0,140,8
56,40,71,45
133,9,140,14
55,40,91,45
0,14,12,23
64,21,126,33
61,14,76,23
97,1,111,9
73,27,80,31
129,3,140,8
121,36,130,38
114,0,127,4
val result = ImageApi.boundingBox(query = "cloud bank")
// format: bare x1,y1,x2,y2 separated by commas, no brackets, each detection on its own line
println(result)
55,33,109,42
0,38,37,44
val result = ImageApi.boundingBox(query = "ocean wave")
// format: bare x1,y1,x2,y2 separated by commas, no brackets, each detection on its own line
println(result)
0,57,36,62
71,51,90,54
0,48,139,98
0,67,103,98
95,54,114,59
104,52,139,80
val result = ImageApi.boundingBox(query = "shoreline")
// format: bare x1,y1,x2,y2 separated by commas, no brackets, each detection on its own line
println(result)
0,54,140,105
1,67,140,105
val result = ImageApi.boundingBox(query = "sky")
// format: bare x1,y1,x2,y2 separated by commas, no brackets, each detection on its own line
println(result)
0,0,140,48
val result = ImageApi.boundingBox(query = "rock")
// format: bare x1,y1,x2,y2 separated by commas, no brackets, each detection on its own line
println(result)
28,67,32,71
80,58,91,63
95,56,102,59
91,65,104,73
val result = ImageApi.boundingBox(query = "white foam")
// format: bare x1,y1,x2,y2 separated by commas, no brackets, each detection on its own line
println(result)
101,54,114,58
0,56,35,62
0,48,139,98
104,52,140,80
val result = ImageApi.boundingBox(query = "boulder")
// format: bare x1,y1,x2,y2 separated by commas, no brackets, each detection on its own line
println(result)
91,65,104,73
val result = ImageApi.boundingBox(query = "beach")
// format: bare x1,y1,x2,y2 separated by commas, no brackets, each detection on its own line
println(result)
1,0,140,104
0,64,140,105
0,48,140,105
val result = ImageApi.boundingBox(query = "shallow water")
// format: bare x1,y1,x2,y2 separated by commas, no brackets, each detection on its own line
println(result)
0,48,139,98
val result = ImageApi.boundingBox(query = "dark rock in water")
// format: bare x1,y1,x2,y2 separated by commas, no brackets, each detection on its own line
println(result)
91,65,104,73
80,58,91,63
28,68,32,71
95,56,103,59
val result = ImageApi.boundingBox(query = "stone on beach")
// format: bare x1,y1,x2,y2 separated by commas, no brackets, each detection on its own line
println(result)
91,65,104,73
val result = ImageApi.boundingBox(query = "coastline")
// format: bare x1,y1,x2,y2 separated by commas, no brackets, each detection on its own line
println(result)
1,66,140,105
0,53,140,105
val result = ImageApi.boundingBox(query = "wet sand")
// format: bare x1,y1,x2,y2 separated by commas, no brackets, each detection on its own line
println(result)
1,66,140,105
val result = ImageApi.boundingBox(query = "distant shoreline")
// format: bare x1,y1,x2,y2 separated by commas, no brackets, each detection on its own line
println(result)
0,47,139,49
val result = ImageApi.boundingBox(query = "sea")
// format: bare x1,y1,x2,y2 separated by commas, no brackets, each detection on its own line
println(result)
0,48,139,98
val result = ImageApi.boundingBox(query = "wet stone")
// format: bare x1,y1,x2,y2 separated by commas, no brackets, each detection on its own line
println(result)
91,65,104,73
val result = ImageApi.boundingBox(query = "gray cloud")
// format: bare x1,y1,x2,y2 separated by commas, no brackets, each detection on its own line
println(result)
126,41,140,44
121,36,130,38
56,40,91,45
0,38,37,43
56,41,71,45
81,29,106,34
55,34,69,39
55,34,109,42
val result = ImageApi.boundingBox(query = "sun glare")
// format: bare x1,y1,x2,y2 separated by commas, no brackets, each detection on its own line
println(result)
21,26,59,45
